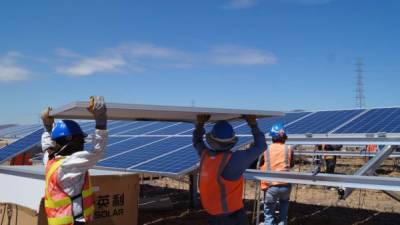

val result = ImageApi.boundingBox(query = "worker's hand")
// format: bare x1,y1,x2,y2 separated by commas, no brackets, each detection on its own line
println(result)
243,115,257,126
87,96,107,129
41,107,54,132
196,114,210,125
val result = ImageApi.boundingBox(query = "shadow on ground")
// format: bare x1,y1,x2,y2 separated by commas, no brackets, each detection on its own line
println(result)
138,184,400,225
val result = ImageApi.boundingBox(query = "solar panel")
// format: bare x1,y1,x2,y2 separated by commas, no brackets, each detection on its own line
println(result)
0,124,42,139
0,128,43,164
287,109,364,134
2,107,400,176
235,112,311,134
334,108,400,134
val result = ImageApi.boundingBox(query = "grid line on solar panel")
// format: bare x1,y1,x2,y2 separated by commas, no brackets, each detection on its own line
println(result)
107,121,138,133
0,124,41,138
130,146,198,174
113,121,158,135
235,112,311,134
128,142,193,169
129,136,261,174
334,107,400,134
149,122,194,135
98,137,192,169
117,122,180,135
0,128,43,164
286,110,364,134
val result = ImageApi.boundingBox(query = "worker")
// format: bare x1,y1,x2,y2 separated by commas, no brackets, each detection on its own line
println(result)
41,96,108,225
323,145,342,174
260,123,294,225
366,144,377,154
193,115,266,225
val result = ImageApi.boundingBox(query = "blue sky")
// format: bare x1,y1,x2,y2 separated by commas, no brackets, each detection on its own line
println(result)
0,0,399,124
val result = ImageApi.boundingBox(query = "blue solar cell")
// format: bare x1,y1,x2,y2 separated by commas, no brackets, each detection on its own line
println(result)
113,122,176,135
0,124,42,139
286,110,364,134
150,122,194,135
131,146,198,174
131,136,258,174
97,137,192,169
0,128,43,164
235,112,310,134
334,108,400,134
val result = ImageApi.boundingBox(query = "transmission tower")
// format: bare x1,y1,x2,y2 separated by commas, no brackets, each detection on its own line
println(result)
355,58,366,108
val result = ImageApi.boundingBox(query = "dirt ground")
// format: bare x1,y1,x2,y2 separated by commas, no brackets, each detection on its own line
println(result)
138,157,400,225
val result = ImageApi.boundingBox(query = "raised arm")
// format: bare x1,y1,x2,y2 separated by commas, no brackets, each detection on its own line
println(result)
60,96,108,172
41,107,57,164
222,115,267,181
192,114,210,156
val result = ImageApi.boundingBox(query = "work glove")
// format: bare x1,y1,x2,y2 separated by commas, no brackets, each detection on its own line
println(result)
243,115,257,127
196,114,210,126
87,96,107,130
41,107,54,132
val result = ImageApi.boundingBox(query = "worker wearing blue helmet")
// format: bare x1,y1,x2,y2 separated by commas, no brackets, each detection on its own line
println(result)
260,122,294,225
193,115,267,225
41,96,108,225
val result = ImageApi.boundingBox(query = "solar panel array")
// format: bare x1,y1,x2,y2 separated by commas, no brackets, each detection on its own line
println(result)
0,124,41,139
1,107,400,175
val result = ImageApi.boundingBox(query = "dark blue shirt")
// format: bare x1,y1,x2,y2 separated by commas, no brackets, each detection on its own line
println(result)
193,122,267,181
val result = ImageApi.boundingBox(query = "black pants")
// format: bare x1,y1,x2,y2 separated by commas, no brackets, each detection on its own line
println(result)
207,208,249,225
325,159,336,174
74,221,85,225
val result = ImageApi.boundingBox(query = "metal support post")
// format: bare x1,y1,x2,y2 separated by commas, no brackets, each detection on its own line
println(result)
340,145,395,199
189,172,199,209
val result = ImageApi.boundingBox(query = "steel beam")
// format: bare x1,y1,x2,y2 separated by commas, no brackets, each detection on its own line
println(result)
339,145,395,199
294,150,400,158
244,169,400,192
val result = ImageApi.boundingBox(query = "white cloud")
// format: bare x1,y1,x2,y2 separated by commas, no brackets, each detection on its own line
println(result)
56,43,277,76
57,43,191,76
225,0,258,9
210,46,277,66
57,57,126,76
114,43,186,59
55,48,81,58
0,52,30,82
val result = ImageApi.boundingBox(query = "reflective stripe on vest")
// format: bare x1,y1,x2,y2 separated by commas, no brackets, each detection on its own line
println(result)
45,158,94,225
199,150,244,215
261,144,291,189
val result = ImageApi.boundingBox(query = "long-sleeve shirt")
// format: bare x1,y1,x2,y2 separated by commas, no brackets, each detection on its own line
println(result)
193,123,266,181
41,129,108,221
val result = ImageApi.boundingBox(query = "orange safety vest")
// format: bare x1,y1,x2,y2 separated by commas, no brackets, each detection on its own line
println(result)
45,157,94,225
367,145,377,153
260,143,292,190
199,150,244,215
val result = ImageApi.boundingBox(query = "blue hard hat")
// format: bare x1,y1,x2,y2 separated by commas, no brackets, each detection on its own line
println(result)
270,122,286,138
51,120,86,140
210,121,235,141
206,120,238,151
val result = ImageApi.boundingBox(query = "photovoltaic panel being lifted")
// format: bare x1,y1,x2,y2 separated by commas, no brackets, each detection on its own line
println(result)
49,101,284,122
